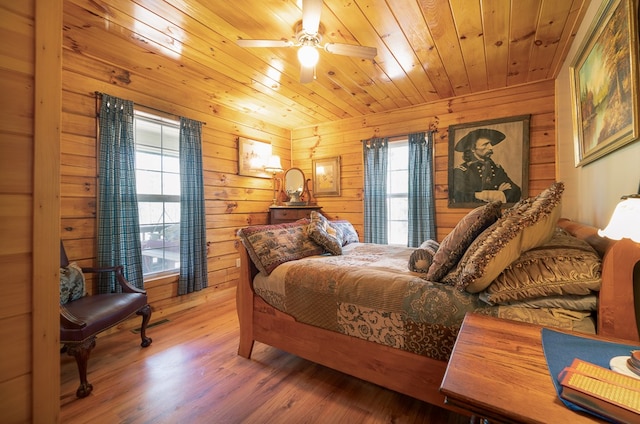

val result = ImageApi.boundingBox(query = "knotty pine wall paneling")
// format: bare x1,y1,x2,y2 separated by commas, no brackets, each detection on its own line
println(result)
61,1,291,320
1,0,63,421
291,80,557,242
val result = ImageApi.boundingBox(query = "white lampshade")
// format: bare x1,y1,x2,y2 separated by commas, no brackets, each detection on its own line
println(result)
598,196,640,242
264,155,283,173
297,45,319,68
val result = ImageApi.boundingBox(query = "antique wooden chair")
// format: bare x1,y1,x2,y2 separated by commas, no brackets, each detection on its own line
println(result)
60,241,152,398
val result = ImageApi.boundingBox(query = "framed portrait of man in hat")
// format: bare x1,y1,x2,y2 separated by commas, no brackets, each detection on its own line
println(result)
448,115,530,208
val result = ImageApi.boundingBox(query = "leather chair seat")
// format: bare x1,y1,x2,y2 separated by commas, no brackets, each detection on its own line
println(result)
61,293,149,343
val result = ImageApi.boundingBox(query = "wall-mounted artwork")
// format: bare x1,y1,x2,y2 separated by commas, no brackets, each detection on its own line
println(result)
238,137,272,178
312,156,341,197
448,115,530,208
570,0,639,166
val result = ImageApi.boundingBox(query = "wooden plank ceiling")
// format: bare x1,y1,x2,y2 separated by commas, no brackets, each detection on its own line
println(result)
66,0,590,129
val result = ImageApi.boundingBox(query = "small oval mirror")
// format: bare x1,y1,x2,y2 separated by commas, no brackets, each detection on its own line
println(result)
284,168,305,203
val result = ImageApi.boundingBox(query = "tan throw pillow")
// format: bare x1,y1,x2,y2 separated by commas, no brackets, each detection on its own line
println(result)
237,219,324,275
481,228,602,303
426,201,502,282
409,240,439,273
454,181,565,293
308,211,344,255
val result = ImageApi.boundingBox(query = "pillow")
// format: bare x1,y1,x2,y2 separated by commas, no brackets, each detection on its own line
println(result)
480,293,598,312
237,219,324,275
426,201,502,281
308,211,344,255
408,240,439,273
449,181,564,293
330,220,360,245
480,228,602,303
60,262,86,304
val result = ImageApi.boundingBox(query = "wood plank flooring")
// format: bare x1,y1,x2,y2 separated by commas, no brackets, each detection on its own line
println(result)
60,288,470,423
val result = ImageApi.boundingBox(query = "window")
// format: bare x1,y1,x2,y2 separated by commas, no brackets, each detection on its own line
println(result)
387,139,408,245
134,111,180,276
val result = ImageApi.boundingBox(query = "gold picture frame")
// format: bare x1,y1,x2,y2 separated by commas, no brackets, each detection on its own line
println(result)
238,137,272,178
570,0,639,166
312,156,341,197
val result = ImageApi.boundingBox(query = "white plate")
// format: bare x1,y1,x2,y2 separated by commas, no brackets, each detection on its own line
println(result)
610,356,640,380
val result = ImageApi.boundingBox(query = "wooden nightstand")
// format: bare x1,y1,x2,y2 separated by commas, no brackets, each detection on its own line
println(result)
269,205,322,224
440,314,608,423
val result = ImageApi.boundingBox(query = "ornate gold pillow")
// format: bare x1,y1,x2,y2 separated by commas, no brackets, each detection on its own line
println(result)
481,229,602,303
448,182,564,293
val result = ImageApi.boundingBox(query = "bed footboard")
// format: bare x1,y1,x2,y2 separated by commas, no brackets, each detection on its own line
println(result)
236,242,257,358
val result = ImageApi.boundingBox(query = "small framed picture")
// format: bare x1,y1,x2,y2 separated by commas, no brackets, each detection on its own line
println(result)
312,156,341,197
238,137,272,178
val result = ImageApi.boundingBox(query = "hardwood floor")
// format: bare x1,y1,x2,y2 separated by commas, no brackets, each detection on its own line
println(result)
60,288,470,423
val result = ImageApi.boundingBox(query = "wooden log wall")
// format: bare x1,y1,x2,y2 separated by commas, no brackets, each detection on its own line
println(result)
2,0,63,421
291,79,557,242
60,2,291,318
1,2,37,422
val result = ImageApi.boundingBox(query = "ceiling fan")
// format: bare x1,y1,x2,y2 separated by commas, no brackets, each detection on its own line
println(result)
236,0,377,83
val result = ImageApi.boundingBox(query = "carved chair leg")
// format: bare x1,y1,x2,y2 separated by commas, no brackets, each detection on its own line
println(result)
65,336,96,398
136,304,153,348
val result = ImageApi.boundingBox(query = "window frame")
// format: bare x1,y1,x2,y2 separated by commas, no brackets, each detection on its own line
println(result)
134,110,181,277
386,138,409,246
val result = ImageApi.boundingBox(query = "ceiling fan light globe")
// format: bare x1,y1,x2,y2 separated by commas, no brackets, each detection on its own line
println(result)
298,45,319,67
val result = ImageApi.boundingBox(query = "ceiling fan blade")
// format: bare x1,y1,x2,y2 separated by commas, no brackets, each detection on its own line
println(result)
236,39,293,48
302,0,322,34
300,65,315,84
324,43,377,59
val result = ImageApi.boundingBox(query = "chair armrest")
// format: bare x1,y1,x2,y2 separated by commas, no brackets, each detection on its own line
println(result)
60,305,86,329
81,265,147,295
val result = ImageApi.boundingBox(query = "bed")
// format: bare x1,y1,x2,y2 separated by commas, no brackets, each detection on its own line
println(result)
235,182,640,413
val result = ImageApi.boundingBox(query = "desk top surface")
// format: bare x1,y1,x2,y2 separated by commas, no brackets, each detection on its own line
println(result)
440,313,605,423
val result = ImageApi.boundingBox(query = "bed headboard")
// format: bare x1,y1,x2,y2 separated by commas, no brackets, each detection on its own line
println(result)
557,218,640,342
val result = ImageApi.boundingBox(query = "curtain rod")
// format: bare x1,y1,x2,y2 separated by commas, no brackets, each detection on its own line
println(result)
94,91,205,125
360,129,435,141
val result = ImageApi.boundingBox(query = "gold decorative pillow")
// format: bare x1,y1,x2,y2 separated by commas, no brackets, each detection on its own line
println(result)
426,201,502,282
450,182,564,293
481,228,602,303
237,219,324,275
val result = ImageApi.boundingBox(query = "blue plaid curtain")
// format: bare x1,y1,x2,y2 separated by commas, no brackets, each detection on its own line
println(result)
408,131,436,247
178,117,208,295
363,137,388,244
97,94,144,292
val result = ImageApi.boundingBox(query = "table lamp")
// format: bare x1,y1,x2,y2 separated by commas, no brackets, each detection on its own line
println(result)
597,194,640,341
264,155,283,206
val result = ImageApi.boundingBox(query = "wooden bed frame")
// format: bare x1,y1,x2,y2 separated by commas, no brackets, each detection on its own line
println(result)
235,219,640,413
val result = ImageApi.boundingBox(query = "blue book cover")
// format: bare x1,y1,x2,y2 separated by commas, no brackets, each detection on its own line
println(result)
541,328,640,422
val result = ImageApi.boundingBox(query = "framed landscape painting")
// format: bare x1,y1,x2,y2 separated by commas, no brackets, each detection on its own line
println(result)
238,137,272,178
570,0,639,166
312,156,341,197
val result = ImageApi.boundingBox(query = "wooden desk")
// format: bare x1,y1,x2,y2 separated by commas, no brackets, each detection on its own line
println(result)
440,314,605,423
